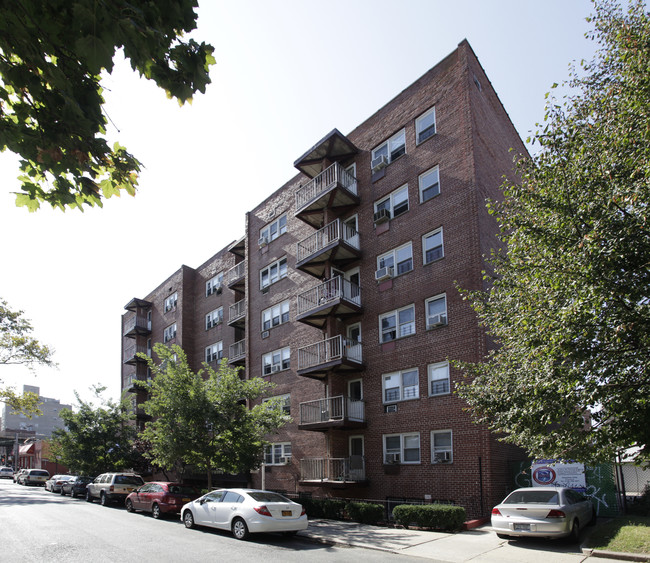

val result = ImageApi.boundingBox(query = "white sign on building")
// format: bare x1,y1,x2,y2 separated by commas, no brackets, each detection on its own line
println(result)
531,460,586,491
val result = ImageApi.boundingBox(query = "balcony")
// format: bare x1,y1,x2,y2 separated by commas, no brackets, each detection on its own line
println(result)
228,299,246,327
295,162,359,229
123,344,150,365
296,276,361,328
228,339,246,365
123,315,151,338
296,219,360,278
300,456,366,485
124,374,149,393
225,261,245,289
134,407,151,420
297,335,363,379
299,396,365,431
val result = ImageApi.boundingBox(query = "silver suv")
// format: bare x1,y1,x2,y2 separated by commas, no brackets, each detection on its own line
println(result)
86,472,144,506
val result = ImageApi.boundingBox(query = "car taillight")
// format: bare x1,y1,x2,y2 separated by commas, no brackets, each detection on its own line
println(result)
491,508,502,516
109,485,114,492
300,507,306,516
546,509,566,518
254,505,272,517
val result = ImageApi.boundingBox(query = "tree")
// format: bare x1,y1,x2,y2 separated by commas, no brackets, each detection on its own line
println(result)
139,344,291,488
457,0,650,464
0,298,56,415
0,0,215,212
50,386,138,476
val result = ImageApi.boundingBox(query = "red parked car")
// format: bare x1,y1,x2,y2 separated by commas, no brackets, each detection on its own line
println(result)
125,481,199,519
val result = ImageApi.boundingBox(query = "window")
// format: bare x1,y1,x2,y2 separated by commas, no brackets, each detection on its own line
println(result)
423,228,444,264
425,294,447,328
205,307,223,330
164,293,177,313
263,393,291,415
264,442,292,465
260,215,287,244
416,106,436,144
378,242,413,276
163,323,176,343
260,257,288,289
205,341,223,363
372,129,406,165
206,273,223,296
419,166,440,203
431,430,453,464
262,300,290,331
375,184,409,219
384,433,420,464
383,368,419,402
262,347,290,375
429,361,450,396
379,304,415,342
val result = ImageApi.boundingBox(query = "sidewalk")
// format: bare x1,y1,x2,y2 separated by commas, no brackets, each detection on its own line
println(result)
297,519,648,563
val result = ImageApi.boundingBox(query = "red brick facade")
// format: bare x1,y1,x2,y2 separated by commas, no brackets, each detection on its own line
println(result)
121,41,528,518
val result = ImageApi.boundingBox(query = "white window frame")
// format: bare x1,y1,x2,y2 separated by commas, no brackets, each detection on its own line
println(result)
425,294,447,329
206,273,223,296
262,347,290,376
379,304,416,343
377,242,413,276
372,128,406,165
260,214,288,244
422,228,444,264
205,307,223,330
163,323,177,343
374,184,409,219
264,442,292,465
383,432,420,464
260,257,288,289
263,393,291,415
419,166,440,203
416,106,436,144
431,430,453,464
205,341,223,363
164,293,177,313
428,361,450,396
262,300,290,331
382,368,419,403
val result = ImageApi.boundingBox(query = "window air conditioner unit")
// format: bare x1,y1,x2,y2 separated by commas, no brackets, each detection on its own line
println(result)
371,154,389,172
373,208,390,224
427,314,448,328
206,320,212,329
215,283,222,294
271,365,281,373
385,453,400,464
261,330,270,339
375,266,394,282
384,404,398,413
278,457,288,464
258,236,269,247
433,451,452,464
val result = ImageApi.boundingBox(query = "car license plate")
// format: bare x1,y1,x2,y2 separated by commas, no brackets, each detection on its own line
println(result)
282,510,292,517
126,488,133,492
182,498,190,502
514,524,530,531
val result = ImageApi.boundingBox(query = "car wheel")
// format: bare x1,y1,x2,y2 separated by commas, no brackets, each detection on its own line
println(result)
71,491,77,499
86,490,93,502
60,487,65,496
231,517,249,541
496,533,511,540
126,499,134,513
152,503,162,519
283,531,298,538
569,519,580,543
589,508,597,526
183,510,195,529
100,492,108,506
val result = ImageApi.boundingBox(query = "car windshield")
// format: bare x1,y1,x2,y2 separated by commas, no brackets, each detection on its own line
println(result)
503,490,559,505
168,484,197,495
247,492,291,503
115,475,144,485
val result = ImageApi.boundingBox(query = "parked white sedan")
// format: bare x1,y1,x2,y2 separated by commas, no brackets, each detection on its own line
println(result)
491,487,595,541
181,488,308,540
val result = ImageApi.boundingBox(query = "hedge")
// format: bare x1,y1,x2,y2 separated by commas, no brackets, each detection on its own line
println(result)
392,504,466,531
345,502,384,525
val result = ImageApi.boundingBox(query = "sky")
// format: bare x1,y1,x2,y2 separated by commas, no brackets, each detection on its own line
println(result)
0,0,599,407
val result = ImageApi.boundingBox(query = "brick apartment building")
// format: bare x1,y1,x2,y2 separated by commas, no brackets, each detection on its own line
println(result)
121,40,528,519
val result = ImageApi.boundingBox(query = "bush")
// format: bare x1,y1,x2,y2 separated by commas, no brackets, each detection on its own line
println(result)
300,498,345,519
627,485,650,517
392,503,466,531
346,502,384,525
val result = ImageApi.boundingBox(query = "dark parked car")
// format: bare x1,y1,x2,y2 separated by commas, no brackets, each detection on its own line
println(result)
125,482,200,519
60,475,94,498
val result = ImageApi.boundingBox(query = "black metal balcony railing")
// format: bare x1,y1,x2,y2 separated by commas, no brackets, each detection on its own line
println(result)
299,396,365,425
300,456,366,482
123,344,150,364
295,162,357,214
123,315,151,337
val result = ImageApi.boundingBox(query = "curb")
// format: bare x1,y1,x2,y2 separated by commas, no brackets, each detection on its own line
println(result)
583,548,650,562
